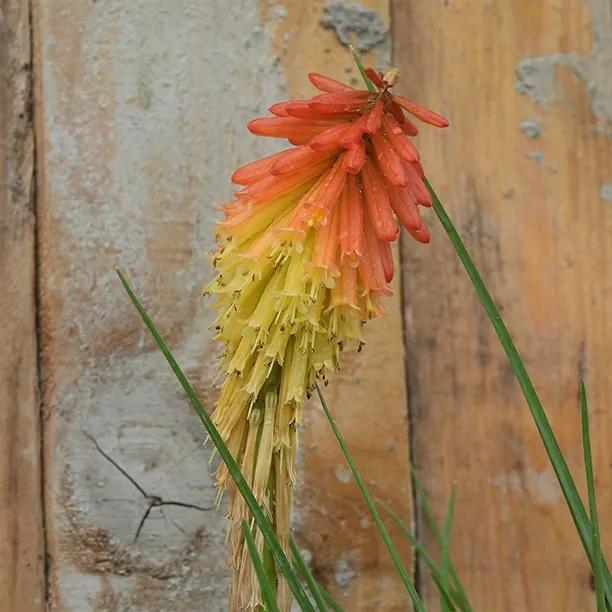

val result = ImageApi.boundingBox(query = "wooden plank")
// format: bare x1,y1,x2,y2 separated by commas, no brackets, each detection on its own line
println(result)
33,0,411,609
261,1,415,609
394,1,611,610
32,1,293,608
0,0,46,609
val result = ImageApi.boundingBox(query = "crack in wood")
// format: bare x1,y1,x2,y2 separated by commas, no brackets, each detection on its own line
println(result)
82,431,214,543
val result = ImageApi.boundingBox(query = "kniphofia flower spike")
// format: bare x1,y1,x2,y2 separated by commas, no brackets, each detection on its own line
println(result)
206,65,448,611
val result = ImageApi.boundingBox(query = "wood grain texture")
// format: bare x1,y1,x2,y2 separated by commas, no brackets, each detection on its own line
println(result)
260,2,415,610
394,1,611,610
0,0,45,609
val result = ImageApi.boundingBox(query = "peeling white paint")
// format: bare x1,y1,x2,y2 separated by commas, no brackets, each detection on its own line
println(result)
515,0,612,127
334,465,352,483
334,554,358,588
526,150,544,163
320,2,389,53
519,120,541,139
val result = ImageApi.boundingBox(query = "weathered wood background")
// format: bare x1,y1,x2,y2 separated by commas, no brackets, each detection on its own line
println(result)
0,0,609,610
396,1,611,610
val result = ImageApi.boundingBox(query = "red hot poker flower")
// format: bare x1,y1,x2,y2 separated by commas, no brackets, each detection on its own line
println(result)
207,66,448,611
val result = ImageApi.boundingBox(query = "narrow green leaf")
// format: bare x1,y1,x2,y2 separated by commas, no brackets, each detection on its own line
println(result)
262,543,278,601
581,381,605,612
426,178,612,607
377,499,461,612
440,487,456,612
412,469,472,611
289,537,329,612
412,468,443,545
242,521,280,612
318,587,344,612
350,45,377,94
316,385,425,612
116,269,315,612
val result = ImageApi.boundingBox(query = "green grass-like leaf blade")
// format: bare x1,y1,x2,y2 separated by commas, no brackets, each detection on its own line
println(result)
426,178,612,608
116,269,314,612
242,521,280,612
412,469,472,611
289,537,329,612
440,487,456,612
350,46,377,94
318,587,343,612
377,499,463,612
412,468,443,546
581,381,606,612
316,384,425,612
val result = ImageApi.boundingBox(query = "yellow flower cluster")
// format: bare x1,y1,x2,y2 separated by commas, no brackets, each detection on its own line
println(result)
205,186,372,610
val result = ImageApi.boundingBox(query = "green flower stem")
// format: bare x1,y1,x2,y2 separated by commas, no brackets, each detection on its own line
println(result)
350,45,377,94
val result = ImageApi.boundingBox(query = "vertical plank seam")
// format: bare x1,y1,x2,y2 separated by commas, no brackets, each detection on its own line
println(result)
28,0,49,606
384,0,425,598
397,230,424,598
388,0,423,595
